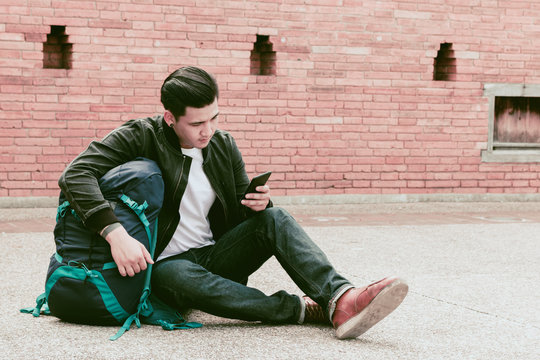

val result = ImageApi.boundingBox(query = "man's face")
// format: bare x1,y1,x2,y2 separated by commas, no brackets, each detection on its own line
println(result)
166,98,219,149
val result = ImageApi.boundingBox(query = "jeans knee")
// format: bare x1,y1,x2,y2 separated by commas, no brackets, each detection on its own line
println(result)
261,207,292,223
153,259,202,286
253,207,297,240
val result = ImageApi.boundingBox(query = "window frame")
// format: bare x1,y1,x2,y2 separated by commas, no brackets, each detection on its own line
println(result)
481,83,540,163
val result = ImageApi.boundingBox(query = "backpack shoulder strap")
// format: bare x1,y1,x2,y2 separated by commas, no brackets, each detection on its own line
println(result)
109,194,156,341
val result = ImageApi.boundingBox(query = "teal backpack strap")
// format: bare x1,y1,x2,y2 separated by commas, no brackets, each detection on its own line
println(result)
158,320,203,331
110,313,140,341
110,195,157,341
56,201,70,222
111,195,202,340
142,293,202,331
20,293,50,317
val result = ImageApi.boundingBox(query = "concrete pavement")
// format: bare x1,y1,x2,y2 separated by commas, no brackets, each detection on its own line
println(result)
1,201,539,359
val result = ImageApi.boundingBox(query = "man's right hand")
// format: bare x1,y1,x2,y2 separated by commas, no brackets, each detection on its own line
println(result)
103,225,154,277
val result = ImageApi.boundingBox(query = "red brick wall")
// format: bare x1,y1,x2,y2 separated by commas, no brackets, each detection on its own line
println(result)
1,0,540,198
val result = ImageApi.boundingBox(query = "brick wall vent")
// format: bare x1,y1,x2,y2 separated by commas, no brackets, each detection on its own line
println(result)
433,43,456,81
43,25,72,69
250,35,276,76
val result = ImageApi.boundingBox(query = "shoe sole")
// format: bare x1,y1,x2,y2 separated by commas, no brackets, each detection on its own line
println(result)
335,278,409,340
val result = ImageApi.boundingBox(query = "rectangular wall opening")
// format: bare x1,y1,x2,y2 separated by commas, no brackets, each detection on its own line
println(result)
43,25,72,69
433,43,456,81
250,35,276,76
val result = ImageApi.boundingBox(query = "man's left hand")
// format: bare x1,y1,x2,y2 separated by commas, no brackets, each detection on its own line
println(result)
241,185,271,212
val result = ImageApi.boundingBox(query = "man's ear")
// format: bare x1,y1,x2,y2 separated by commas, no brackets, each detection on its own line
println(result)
164,110,175,127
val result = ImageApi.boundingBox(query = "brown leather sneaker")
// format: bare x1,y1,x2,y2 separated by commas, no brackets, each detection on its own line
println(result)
332,276,408,339
302,296,330,324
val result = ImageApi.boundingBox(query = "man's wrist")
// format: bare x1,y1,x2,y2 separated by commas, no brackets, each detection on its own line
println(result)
100,222,122,239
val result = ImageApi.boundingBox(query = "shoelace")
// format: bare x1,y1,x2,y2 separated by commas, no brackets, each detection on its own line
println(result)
303,296,330,324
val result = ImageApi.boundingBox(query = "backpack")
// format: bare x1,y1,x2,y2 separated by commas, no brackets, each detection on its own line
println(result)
21,158,201,340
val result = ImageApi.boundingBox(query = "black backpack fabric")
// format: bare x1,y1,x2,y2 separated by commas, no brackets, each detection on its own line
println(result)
22,158,201,340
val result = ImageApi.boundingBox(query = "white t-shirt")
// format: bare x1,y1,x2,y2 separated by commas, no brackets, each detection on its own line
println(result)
157,148,216,261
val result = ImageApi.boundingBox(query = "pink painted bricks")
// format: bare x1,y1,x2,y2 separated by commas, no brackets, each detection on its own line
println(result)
1,1,540,198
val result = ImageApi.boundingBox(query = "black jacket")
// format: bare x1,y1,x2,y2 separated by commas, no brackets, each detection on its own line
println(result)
58,115,263,258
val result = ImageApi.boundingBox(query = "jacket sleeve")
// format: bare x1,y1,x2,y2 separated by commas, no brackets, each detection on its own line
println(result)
230,136,250,203
58,119,150,232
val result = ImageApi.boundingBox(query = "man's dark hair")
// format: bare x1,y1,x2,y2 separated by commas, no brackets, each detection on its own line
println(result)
160,66,219,119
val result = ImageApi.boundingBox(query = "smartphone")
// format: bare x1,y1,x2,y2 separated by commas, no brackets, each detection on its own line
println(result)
242,171,272,200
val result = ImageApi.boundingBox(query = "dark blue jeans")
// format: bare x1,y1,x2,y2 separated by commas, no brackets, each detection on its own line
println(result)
152,207,351,324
